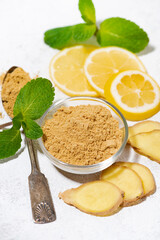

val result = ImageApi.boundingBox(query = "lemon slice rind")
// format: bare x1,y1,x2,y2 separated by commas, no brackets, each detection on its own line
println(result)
84,47,146,96
111,70,160,113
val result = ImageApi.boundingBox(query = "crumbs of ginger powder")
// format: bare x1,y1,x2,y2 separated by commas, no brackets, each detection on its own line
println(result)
42,105,123,166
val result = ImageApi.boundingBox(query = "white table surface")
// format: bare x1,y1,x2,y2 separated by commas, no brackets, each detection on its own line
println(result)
0,0,160,239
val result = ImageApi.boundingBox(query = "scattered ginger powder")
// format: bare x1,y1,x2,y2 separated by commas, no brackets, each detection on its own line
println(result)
42,105,123,166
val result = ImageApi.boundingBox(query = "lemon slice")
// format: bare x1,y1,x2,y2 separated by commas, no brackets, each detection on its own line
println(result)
104,70,160,121
84,47,146,96
49,45,98,96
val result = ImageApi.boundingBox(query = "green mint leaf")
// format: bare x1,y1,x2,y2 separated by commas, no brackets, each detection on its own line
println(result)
0,128,22,159
13,78,55,120
79,0,96,24
73,23,96,41
22,119,43,139
97,17,149,53
44,26,73,49
12,113,23,130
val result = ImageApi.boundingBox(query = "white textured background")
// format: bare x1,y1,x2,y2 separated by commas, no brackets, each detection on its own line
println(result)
0,0,160,239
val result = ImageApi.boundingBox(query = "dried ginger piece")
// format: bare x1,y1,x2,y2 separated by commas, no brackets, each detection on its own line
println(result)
60,162,156,216
116,162,156,197
101,164,144,206
128,130,160,164
59,181,124,216
128,121,160,140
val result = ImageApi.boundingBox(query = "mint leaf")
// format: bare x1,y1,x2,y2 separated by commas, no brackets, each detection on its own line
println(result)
0,128,22,159
13,78,55,120
0,77,55,160
79,0,96,24
22,119,43,139
73,23,96,41
44,26,73,49
97,17,149,53
12,113,23,130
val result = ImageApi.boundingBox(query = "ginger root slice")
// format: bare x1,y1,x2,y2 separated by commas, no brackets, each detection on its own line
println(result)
128,129,160,164
100,165,144,207
128,120,160,141
59,181,124,216
116,162,156,197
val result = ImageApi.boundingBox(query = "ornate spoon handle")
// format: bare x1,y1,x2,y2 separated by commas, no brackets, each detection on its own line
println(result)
27,138,56,223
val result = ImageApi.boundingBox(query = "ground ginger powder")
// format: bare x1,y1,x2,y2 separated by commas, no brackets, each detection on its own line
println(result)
42,105,123,166
0,73,5,85
0,73,5,117
1,68,31,118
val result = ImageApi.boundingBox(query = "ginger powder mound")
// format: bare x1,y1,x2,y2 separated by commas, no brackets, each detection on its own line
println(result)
42,105,123,166
1,68,31,118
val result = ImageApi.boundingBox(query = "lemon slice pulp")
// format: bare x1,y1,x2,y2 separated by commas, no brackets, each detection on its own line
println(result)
49,45,98,96
84,47,146,96
104,70,160,121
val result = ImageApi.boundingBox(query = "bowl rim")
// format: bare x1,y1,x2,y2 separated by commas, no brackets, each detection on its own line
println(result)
38,96,128,172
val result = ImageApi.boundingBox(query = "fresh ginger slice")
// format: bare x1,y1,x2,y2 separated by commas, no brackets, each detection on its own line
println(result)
128,121,160,140
128,130,160,164
116,162,156,197
59,181,124,216
101,165,144,206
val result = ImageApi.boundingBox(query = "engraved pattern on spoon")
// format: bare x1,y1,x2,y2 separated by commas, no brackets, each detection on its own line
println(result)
34,202,55,223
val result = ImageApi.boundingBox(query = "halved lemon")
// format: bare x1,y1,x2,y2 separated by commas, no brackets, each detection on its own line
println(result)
49,45,98,96
104,70,160,121
84,47,146,96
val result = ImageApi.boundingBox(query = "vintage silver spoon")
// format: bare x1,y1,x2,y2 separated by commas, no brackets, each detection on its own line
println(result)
0,67,56,223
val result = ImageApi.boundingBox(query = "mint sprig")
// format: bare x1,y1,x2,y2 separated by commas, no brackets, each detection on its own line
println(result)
14,78,54,119
44,23,96,50
97,17,149,53
44,26,73,50
73,23,96,42
79,0,96,24
0,78,55,160
22,119,43,139
0,128,22,159
44,0,149,53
